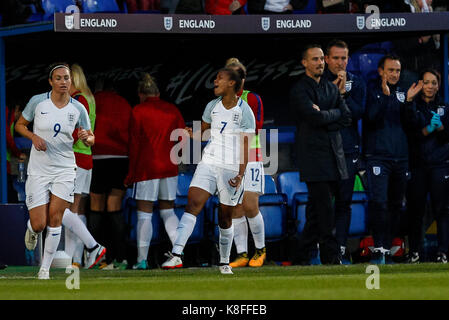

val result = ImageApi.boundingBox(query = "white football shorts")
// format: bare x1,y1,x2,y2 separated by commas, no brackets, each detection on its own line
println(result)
132,176,178,201
190,162,244,206
25,174,76,210
243,162,265,195
74,167,92,195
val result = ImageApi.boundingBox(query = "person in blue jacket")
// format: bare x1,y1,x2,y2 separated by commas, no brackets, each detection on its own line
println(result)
323,40,366,263
405,69,449,264
363,54,420,264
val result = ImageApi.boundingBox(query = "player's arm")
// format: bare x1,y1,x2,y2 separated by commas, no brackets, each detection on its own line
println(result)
16,94,47,151
78,127,94,147
291,82,342,127
15,115,47,152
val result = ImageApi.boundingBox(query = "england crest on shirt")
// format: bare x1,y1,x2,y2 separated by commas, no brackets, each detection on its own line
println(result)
373,166,381,176
396,91,405,103
437,106,445,116
345,80,353,92
67,113,75,125
232,112,240,124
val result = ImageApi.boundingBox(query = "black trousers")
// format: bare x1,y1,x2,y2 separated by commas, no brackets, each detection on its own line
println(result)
407,165,449,254
334,153,359,248
366,159,408,249
296,181,340,265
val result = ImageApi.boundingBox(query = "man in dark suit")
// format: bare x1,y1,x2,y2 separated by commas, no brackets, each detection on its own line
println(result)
290,44,352,265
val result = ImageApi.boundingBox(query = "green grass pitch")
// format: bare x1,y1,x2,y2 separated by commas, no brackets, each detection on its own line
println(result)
1,263,448,300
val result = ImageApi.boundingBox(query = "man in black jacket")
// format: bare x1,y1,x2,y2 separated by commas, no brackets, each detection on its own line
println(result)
290,44,352,265
323,40,366,263
363,54,419,264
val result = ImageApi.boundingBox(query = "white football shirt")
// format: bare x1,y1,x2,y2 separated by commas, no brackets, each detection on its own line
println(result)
201,97,256,172
22,92,91,177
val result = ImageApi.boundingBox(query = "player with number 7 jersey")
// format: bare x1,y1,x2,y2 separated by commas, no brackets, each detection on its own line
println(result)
162,67,255,274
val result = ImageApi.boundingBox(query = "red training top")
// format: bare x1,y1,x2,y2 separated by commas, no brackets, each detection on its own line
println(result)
92,90,132,157
125,96,186,184
71,91,93,170
6,107,21,174
205,0,247,15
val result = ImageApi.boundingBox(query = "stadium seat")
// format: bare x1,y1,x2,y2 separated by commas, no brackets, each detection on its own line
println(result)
347,53,361,77
12,179,26,203
177,172,193,197
292,192,308,234
42,0,76,20
358,53,385,84
259,193,288,242
360,41,393,54
264,175,277,193
293,0,316,14
276,171,308,208
82,0,120,12
348,191,368,236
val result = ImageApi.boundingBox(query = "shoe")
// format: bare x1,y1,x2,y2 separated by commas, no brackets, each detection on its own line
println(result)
85,245,106,269
229,252,249,268
370,248,388,265
99,262,114,270
162,252,183,269
72,262,81,269
249,247,266,267
37,268,50,280
115,260,128,270
25,228,39,251
436,252,448,263
219,265,233,274
406,252,420,264
133,260,148,270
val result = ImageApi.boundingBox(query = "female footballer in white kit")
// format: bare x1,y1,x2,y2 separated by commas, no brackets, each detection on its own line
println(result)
15,63,94,279
162,67,255,274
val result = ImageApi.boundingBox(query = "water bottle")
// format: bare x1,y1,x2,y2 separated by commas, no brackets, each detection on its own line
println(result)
17,161,26,183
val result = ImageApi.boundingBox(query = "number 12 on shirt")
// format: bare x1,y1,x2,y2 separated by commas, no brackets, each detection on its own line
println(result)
251,168,260,182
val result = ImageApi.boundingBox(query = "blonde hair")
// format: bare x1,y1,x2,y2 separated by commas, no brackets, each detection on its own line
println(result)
138,73,159,96
225,57,247,80
225,57,240,66
71,64,94,102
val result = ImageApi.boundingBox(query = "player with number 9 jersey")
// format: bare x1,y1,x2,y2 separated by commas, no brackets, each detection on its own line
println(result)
22,92,91,179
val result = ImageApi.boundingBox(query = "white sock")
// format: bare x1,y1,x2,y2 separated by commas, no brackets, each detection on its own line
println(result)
64,225,76,259
137,211,153,262
72,215,87,264
160,208,179,246
172,212,196,255
41,226,62,270
219,225,234,265
232,217,248,254
248,212,265,250
62,208,97,250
